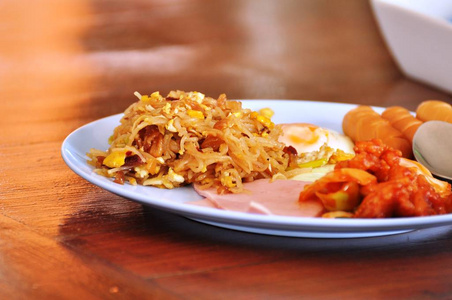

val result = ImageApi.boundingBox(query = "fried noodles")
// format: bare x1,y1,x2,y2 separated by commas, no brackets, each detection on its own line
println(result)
87,91,295,193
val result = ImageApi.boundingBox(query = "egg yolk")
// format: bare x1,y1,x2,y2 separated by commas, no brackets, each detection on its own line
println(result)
279,123,329,154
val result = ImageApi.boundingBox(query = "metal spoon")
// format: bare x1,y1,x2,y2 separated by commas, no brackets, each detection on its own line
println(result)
412,120,452,181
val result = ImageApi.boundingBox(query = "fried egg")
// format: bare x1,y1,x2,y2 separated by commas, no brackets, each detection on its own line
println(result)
279,123,354,155
279,123,355,182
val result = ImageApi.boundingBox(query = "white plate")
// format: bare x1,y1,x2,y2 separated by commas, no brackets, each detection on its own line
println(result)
61,100,452,238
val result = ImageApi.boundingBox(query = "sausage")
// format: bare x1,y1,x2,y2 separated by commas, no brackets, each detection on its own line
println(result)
381,106,423,143
342,106,412,158
416,100,452,123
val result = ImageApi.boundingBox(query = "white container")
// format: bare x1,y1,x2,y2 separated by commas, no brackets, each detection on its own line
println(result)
370,0,452,94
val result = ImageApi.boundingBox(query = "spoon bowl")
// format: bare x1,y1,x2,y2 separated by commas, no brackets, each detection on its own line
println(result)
412,120,452,181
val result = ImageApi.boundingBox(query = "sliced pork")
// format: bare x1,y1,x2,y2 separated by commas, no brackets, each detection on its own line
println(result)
190,179,323,217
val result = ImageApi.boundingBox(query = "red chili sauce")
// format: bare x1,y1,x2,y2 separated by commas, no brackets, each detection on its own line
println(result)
300,139,452,218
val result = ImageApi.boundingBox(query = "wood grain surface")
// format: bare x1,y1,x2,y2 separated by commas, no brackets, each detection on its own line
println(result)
1,0,451,299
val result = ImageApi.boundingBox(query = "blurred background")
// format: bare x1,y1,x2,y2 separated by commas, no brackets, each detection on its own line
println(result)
1,0,451,141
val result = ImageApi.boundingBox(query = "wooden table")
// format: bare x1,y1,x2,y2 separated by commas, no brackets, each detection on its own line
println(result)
1,0,451,298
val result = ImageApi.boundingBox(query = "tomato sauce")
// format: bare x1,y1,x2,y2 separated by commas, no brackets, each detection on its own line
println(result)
300,139,452,218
